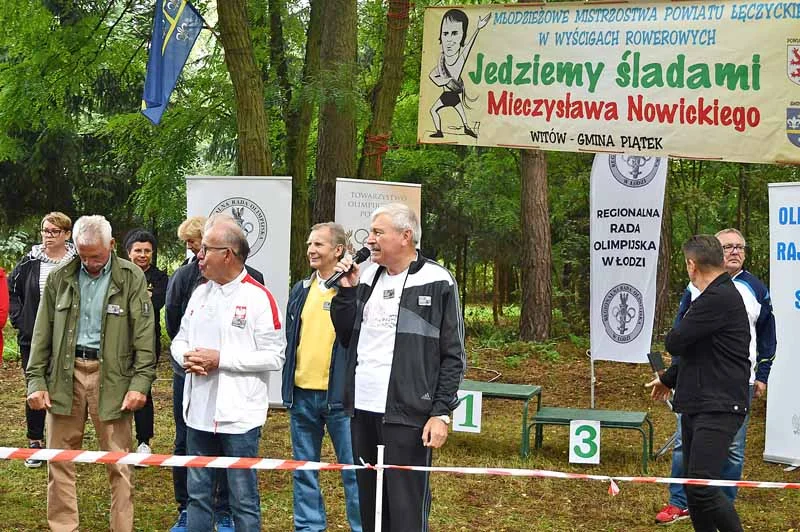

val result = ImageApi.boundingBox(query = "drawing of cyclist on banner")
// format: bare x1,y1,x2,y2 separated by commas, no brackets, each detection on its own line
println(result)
429,9,490,139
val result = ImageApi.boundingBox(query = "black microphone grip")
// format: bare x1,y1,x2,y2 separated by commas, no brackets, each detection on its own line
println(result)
324,247,371,289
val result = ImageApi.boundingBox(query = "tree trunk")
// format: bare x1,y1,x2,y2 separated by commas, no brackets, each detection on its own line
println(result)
498,261,507,315
312,0,357,223
268,0,291,123
284,0,322,282
461,233,468,318
492,255,500,325
654,173,672,339
218,0,272,175
737,164,751,236
356,1,411,180
519,149,552,341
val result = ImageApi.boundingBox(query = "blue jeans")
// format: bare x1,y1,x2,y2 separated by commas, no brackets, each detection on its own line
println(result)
668,385,753,509
186,426,262,532
290,388,362,532
173,371,231,514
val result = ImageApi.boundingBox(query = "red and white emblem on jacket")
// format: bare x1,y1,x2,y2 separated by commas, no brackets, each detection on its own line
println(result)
232,305,248,329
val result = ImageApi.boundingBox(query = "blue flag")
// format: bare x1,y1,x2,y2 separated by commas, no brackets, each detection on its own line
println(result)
141,0,205,125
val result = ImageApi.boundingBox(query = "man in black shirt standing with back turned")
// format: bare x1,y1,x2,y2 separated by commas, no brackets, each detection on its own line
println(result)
647,235,750,532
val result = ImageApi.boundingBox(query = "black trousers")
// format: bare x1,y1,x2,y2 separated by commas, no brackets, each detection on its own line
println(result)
134,391,154,444
21,344,45,441
134,341,160,445
682,412,745,532
351,409,432,532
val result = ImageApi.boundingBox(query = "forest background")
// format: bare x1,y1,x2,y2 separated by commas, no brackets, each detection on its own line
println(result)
2,2,800,529
1,0,799,345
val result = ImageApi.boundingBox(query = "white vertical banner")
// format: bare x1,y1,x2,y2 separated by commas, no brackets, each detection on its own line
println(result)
186,176,292,407
764,183,800,466
335,178,422,252
590,155,666,363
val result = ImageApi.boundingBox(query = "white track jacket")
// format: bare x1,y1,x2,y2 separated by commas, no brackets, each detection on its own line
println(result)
171,268,286,433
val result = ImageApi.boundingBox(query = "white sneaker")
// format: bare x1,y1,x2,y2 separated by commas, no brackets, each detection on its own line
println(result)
135,442,152,468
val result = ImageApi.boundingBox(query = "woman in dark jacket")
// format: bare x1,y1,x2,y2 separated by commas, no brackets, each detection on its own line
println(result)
8,211,76,468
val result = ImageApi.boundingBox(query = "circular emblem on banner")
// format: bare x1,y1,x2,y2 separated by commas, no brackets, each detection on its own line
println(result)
210,197,267,257
608,155,661,188
601,283,645,344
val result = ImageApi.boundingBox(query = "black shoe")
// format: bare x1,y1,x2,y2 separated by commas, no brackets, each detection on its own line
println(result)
24,441,43,469
430,130,444,138
463,126,477,138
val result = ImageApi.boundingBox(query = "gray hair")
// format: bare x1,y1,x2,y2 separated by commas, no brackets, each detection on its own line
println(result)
205,213,249,260
310,222,347,260
72,215,113,247
715,228,746,247
371,203,421,244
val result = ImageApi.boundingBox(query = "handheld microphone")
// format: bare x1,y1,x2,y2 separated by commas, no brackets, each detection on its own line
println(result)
324,247,371,289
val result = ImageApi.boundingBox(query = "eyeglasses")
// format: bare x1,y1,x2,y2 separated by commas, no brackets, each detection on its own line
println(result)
199,244,233,256
40,229,64,237
722,244,746,253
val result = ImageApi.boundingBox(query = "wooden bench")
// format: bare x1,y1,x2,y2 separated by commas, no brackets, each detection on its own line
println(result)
529,407,654,472
459,379,542,458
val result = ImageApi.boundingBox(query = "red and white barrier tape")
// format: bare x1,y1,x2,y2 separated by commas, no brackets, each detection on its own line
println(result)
376,464,800,495
2,447,798,495
0,447,361,471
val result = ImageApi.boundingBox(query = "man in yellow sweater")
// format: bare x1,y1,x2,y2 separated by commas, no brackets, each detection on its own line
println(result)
282,223,361,531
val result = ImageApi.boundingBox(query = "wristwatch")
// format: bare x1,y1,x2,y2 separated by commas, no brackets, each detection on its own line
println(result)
435,414,451,425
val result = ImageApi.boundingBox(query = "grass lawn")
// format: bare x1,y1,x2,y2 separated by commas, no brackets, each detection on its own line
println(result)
0,337,798,531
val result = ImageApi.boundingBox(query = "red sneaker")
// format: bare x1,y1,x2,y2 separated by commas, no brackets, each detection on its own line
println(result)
655,504,690,524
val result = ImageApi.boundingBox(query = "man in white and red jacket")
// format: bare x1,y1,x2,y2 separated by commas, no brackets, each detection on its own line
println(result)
171,214,285,532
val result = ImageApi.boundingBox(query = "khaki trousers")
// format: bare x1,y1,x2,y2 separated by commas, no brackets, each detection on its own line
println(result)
45,359,134,532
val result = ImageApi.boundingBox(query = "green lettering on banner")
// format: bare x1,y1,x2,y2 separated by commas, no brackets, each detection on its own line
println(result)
615,50,762,91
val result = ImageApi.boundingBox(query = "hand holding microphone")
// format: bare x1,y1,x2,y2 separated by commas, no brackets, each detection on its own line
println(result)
325,247,371,289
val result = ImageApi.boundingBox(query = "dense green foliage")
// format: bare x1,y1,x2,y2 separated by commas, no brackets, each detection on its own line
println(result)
1,0,798,336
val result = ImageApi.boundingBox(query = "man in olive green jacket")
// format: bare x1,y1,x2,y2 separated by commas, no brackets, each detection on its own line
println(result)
26,215,156,532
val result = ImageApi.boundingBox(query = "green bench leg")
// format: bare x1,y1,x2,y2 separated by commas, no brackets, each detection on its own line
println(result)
635,426,649,474
520,399,531,459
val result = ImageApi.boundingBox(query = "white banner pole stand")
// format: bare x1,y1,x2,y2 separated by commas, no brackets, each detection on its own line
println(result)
375,444,385,532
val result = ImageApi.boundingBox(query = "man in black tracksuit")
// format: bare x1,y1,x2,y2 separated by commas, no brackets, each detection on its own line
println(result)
331,203,465,532
647,235,750,532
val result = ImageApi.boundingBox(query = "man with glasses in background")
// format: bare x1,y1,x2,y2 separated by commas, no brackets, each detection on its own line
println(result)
654,228,776,525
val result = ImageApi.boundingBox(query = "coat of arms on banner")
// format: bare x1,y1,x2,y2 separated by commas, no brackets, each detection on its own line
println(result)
210,197,268,256
608,156,661,188
788,43,800,86
600,283,645,344
787,108,800,147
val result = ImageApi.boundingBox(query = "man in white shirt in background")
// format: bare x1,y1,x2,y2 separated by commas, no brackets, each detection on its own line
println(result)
172,214,286,532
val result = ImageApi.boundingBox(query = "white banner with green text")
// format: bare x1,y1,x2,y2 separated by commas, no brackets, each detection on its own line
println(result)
418,1,800,164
